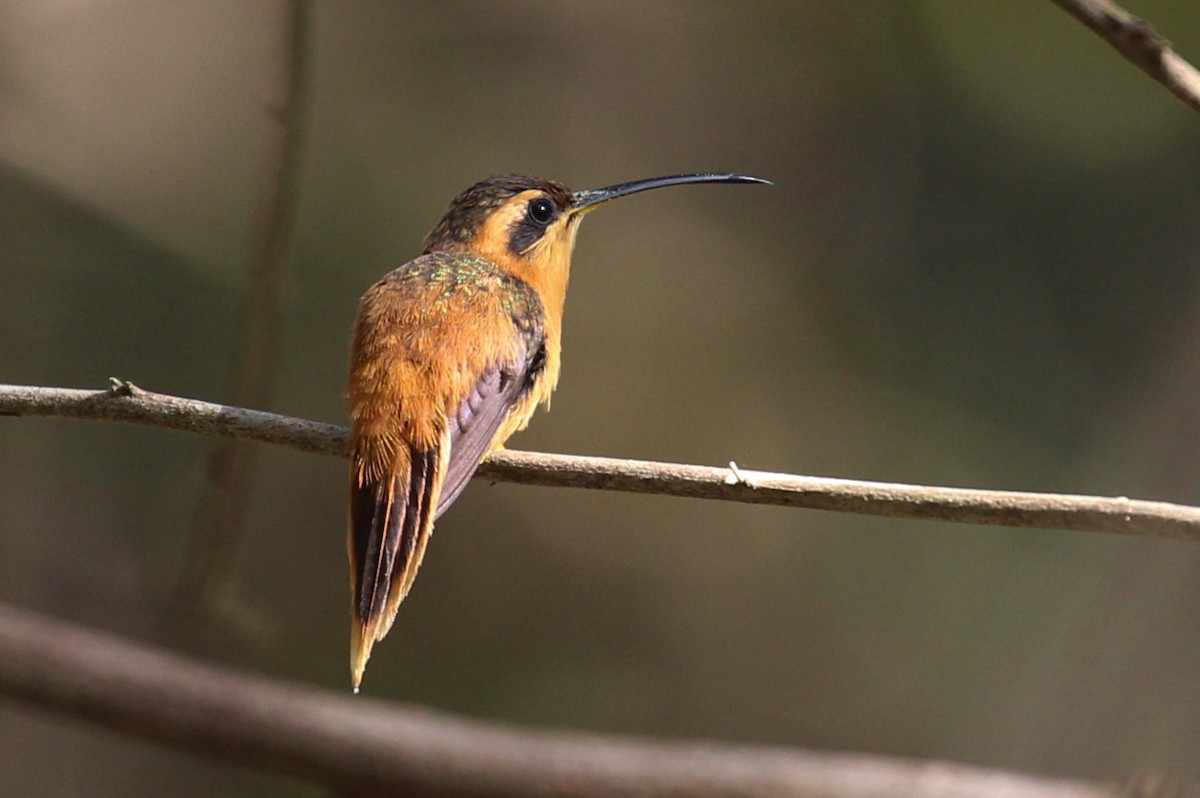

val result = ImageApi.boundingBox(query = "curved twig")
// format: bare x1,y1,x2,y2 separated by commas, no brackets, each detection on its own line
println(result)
3,381,1200,542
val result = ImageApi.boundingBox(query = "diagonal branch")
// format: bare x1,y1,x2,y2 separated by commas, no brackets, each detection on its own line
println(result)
1049,0,1200,113
0,603,1115,798
3,381,1200,541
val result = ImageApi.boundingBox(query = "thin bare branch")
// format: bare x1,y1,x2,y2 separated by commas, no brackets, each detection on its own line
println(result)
0,380,346,455
0,603,1114,798
3,381,1200,542
1050,0,1200,113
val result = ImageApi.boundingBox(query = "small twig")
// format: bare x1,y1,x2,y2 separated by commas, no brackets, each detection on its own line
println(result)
3,382,1200,542
0,603,1115,798
1050,0,1200,113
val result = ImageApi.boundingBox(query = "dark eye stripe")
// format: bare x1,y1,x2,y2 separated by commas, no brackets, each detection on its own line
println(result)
508,196,559,255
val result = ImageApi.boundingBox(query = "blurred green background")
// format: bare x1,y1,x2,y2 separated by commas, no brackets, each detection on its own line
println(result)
3,1,1200,794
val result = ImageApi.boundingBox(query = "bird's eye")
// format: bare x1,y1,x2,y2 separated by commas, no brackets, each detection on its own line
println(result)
527,197,555,226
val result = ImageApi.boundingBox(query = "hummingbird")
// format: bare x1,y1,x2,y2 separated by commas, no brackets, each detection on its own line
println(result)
346,172,771,689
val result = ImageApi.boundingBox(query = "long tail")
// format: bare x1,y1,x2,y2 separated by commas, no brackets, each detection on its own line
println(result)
348,438,446,690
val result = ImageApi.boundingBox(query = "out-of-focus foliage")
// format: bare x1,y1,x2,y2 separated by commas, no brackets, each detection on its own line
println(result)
2,2,1199,795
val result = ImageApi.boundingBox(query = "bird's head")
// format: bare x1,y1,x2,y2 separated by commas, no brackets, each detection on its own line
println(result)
423,172,771,317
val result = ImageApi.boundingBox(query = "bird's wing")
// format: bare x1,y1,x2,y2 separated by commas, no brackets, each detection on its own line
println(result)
437,342,543,517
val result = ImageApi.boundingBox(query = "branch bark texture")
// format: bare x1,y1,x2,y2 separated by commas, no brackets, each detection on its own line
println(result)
3,382,1200,542
1050,0,1200,113
0,604,1113,798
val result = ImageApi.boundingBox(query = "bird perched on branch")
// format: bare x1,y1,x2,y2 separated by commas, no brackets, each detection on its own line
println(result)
346,172,771,689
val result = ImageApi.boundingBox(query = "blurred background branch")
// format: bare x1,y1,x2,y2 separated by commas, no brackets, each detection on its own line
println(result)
3,382,1200,541
0,603,1115,798
1050,0,1200,112
173,0,310,633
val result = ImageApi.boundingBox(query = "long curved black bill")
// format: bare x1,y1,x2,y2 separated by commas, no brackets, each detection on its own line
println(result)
570,173,772,214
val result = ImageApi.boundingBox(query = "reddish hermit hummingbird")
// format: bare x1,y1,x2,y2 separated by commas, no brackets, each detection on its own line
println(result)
346,172,771,689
